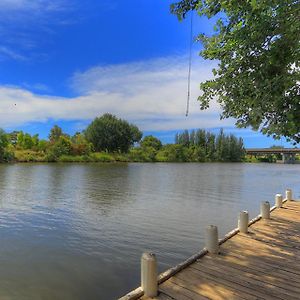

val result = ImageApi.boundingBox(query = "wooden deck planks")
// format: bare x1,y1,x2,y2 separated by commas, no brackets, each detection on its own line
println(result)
145,201,300,300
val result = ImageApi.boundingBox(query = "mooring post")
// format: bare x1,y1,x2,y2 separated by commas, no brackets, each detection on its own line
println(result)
275,194,283,208
205,225,219,254
141,252,158,298
286,189,292,201
238,211,249,233
261,201,270,219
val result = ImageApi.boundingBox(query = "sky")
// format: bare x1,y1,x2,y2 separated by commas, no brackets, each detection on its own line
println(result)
0,0,293,147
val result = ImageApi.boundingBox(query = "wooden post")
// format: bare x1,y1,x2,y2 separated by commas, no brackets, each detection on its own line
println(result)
238,211,249,233
261,201,270,219
141,252,158,298
286,189,292,201
205,225,219,254
275,194,283,208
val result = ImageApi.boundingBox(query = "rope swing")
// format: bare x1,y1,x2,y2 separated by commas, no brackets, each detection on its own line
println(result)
185,11,193,117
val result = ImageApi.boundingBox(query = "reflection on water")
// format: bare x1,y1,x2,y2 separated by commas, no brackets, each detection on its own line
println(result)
0,162,299,299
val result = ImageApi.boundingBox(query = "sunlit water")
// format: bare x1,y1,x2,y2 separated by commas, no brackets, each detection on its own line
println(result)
0,162,299,299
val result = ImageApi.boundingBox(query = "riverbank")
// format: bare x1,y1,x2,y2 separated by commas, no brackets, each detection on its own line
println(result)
1,126,246,164
10,150,299,164
10,148,247,163
6,150,299,164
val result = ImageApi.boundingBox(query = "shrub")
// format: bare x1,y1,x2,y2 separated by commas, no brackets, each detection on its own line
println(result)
90,152,115,162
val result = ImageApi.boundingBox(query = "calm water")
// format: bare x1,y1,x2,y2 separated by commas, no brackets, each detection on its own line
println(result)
0,162,299,299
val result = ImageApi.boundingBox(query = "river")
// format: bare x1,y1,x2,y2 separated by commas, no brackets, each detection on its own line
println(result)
0,163,299,299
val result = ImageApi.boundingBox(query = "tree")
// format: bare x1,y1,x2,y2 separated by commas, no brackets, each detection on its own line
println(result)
49,125,63,143
23,133,34,149
85,114,142,153
190,130,196,146
47,136,72,160
0,129,8,161
32,134,39,148
16,131,24,149
177,130,190,146
216,128,225,161
171,0,300,143
71,132,92,155
37,140,49,152
141,135,162,150
130,125,143,145
8,131,19,146
175,133,179,144
206,132,216,161
16,132,39,150
195,129,206,148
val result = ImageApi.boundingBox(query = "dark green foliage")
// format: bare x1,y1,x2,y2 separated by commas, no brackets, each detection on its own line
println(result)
49,125,63,143
177,129,190,147
8,131,19,146
47,136,72,160
0,129,10,162
0,118,245,163
36,140,49,152
16,131,39,150
189,130,196,146
129,147,155,162
175,128,245,161
141,135,162,150
171,0,300,143
0,131,14,162
85,114,143,153
156,144,190,162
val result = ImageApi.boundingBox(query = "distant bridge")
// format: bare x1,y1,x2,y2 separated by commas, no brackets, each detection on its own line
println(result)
245,148,300,163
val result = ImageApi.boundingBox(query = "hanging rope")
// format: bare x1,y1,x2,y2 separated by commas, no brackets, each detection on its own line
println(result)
186,11,193,117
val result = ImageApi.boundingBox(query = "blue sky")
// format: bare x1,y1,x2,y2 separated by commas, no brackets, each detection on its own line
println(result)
0,0,293,147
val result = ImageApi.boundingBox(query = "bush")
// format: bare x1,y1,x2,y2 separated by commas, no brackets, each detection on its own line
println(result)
14,150,46,162
58,155,88,162
90,152,115,162
156,144,189,162
47,136,72,160
129,148,152,162
113,153,130,162
71,133,93,156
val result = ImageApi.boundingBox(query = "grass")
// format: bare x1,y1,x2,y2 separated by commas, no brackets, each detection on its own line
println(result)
13,150,130,163
11,150,277,164
14,150,47,162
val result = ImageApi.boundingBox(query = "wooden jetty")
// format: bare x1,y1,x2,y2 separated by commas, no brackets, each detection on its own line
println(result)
120,189,300,300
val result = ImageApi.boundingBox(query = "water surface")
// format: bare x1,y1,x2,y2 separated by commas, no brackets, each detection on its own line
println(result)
0,163,299,299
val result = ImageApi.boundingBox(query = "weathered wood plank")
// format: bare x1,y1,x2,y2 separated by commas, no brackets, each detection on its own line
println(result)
193,257,300,298
127,201,300,300
202,252,300,286
168,270,248,300
138,201,300,300
159,279,210,300
188,262,289,300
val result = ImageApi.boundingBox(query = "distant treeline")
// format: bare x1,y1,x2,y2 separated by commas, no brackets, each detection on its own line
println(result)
0,114,245,163
173,129,245,162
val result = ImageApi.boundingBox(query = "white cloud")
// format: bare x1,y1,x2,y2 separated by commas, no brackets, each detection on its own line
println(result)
0,55,234,131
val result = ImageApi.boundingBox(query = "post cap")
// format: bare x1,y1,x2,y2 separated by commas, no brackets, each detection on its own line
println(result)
142,252,156,261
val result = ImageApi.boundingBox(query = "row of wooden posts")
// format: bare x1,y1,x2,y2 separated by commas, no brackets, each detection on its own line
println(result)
137,188,293,298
